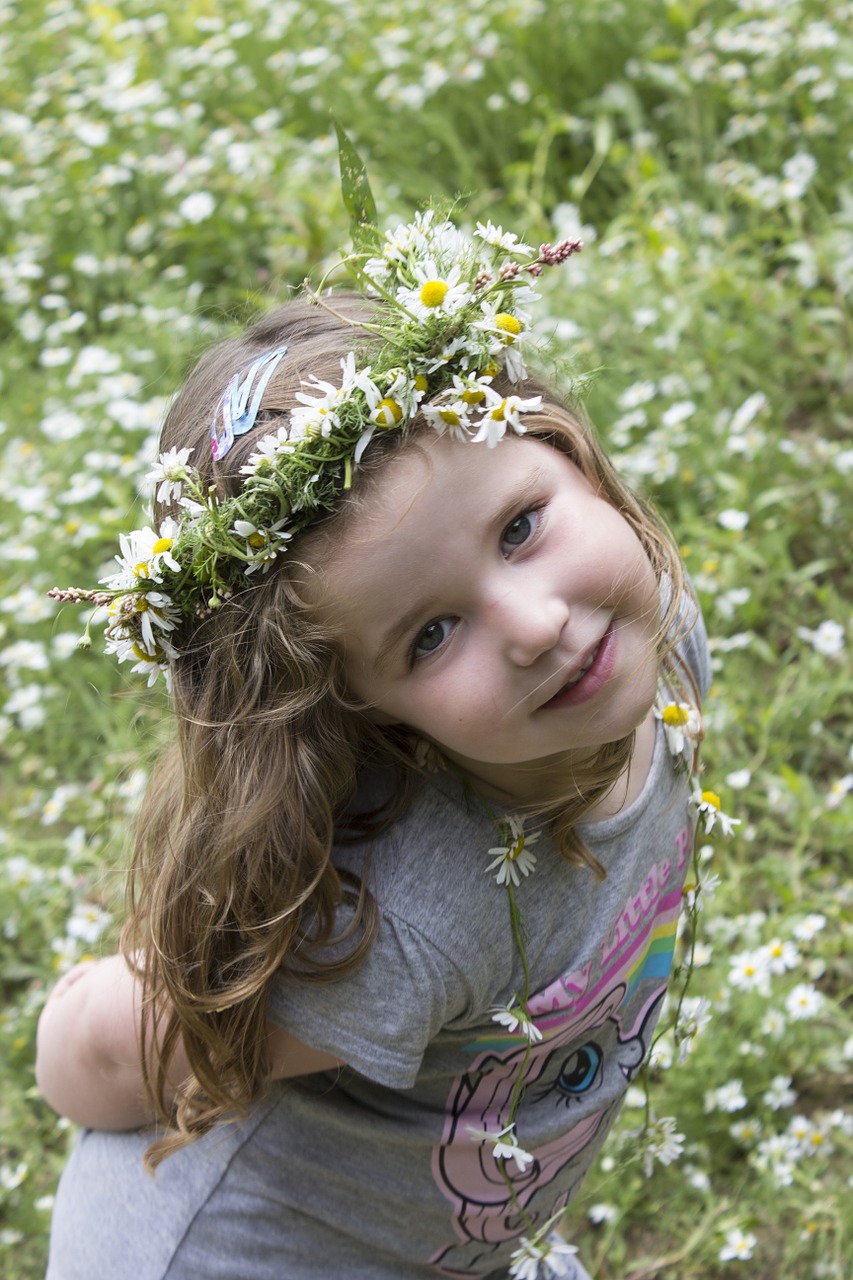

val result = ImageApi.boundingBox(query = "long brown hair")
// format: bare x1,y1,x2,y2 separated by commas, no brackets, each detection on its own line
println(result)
122,294,695,1166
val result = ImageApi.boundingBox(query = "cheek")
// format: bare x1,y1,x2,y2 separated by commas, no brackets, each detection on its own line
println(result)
404,669,504,738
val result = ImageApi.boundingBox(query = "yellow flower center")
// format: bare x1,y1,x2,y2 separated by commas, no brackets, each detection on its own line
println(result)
420,279,449,308
151,537,173,555
134,561,148,577
376,397,404,426
480,360,499,378
132,643,157,663
491,399,508,421
414,374,429,392
508,837,525,861
495,313,522,343
462,388,485,404
248,532,267,549
439,409,461,427
663,704,689,726
701,790,721,810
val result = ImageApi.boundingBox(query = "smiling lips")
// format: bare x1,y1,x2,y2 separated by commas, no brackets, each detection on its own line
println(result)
540,624,616,710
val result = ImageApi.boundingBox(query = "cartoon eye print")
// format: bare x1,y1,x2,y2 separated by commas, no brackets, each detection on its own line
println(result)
548,1041,603,1104
528,1038,612,1111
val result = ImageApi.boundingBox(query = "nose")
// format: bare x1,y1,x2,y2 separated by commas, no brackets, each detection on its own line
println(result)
494,586,569,668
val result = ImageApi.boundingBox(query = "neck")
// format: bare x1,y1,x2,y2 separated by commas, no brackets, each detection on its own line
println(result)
436,709,656,820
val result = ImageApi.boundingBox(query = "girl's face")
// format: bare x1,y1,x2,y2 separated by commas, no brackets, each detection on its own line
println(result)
310,431,661,802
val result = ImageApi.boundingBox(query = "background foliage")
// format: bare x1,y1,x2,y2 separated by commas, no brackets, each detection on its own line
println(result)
1,0,851,1275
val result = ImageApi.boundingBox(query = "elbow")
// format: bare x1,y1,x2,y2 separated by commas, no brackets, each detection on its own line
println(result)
35,1005,83,1123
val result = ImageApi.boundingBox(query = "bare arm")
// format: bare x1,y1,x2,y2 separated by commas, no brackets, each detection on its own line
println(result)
35,953,343,1132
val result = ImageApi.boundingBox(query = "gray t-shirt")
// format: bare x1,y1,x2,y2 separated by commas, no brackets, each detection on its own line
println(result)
47,608,710,1280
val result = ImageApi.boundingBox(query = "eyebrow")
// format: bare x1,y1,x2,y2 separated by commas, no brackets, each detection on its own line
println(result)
371,463,548,675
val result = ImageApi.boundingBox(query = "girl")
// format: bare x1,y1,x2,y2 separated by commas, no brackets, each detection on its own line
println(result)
38,205,717,1280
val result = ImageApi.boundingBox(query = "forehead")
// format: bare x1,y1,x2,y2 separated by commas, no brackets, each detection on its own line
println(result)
305,432,573,623
329,431,520,544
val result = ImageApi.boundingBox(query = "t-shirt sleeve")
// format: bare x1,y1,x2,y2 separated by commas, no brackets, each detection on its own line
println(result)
266,906,469,1089
679,587,712,704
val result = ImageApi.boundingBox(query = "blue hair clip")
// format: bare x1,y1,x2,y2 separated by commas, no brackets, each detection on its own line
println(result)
211,344,289,462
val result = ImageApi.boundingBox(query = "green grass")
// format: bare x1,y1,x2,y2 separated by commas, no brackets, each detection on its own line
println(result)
1,0,851,1275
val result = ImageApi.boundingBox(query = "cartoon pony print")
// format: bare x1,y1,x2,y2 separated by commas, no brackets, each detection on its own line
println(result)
428,984,665,1277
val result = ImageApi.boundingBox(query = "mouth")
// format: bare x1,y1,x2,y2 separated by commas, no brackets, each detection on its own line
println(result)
562,640,603,689
540,624,616,710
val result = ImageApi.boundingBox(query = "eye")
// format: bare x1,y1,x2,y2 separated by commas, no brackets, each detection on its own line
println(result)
555,1043,602,1095
411,617,454,662
529,1041,604,1110
501,506,541,555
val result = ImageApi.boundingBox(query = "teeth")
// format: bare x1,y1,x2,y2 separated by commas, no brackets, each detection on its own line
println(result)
564,642,600,689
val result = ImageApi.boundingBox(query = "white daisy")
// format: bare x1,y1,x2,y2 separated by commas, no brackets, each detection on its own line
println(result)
467,1123,534,1175
424,333,482,376
231,518,292,573
290,352,381,439
379,210,436,264
474,220,533,256
654,700,702,755
106,518,182,588
785,982,825,1020
477,305,535,381
486,816,540,886
471,386,543,447
420,397,476,441
352,371,427,462
396,261,470,321
718,1228,757,1262
145,446,194,504
240,425,300,474
690,784,741,837
509,1234,578,1279
490,1001,544,1043
682,871,721,913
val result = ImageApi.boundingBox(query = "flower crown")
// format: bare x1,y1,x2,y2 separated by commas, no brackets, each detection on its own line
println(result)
50,134,581,687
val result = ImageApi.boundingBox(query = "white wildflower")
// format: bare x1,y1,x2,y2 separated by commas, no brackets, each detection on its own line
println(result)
705,1080,748,1113
655,700,702,756
509,1234,577,1279
718,1228,757,1262
471,385,543,447
717,508,750,531
691,784,741,837
729,948,772,996
796,619,845,655
785,983,825,1020
641,1113,685,1176
763,938,799,975
474,221,533,255
490,1002,543,1043
486,816,540,886
178,191,215,223
763,1075,797,1110
792,913,826,942
467,1123,534,1175
146,446,194,503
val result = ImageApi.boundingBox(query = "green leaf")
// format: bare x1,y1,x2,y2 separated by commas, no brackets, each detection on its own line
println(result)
332,117,378,253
